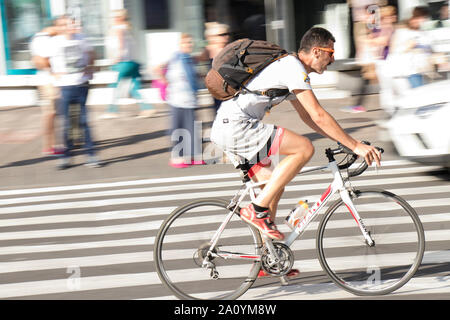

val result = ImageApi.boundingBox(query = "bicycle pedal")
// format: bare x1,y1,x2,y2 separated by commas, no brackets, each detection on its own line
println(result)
210,269,219,280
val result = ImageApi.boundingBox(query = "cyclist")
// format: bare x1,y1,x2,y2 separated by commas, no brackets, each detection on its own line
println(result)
210,27,381,242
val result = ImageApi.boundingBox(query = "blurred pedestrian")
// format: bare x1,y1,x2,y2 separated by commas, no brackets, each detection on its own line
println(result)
165,33,203,168
386,6,433,89
101,9,155,119
30,19,64,156
204,22,231,61
437,4,449,27
50,16,101,169
151,64,168,103
373,6,401,116
342,2,397,113
197,22,231,114
433,4,450,74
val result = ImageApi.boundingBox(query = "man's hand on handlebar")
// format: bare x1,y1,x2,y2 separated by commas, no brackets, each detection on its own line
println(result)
352,141,382,167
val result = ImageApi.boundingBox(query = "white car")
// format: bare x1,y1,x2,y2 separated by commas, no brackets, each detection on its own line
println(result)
382,79,450,169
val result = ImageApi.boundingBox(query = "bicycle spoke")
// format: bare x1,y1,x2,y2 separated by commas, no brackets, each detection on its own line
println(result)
154,199,262,300
318,189,425,295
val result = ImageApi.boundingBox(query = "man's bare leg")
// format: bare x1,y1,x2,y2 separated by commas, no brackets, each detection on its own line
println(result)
239,129,313,240
42,112,56,151
251,168,284,221
253,129,314,214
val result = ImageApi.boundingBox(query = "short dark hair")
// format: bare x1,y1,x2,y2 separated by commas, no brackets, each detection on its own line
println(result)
299,27,335,53
411,6,430,19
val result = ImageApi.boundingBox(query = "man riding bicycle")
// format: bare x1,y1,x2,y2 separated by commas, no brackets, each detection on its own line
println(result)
210,27,381,242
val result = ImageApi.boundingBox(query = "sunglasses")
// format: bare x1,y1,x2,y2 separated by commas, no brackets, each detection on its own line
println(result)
315,47,335,58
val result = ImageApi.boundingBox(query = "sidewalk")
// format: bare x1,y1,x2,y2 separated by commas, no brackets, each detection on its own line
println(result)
0,92,394,190
0,100,230,190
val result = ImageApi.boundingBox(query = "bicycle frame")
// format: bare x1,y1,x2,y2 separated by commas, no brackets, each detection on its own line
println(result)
205,159,374,264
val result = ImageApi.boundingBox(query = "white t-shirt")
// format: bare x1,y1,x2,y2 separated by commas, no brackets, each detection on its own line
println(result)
50,33,93,86
30,32,53,85
106,24,136,62
218,55,312,120
166,53,197,109
386,28,432,77
210,55,312,160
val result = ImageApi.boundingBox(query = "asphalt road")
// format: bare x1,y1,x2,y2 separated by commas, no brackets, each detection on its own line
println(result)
0,94,397,190
0,94,449,301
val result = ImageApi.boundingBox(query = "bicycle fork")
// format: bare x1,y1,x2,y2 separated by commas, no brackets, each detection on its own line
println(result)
340,189,375,247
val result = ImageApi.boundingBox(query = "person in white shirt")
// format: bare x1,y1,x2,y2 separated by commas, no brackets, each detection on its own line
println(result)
386,6,432,88
210,27,381,246
49,16,100,169
30,22,63,155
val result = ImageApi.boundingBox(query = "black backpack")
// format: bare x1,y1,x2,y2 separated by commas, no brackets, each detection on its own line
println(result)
205,38,290,101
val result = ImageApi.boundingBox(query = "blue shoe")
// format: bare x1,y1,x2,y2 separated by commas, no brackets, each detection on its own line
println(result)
85,156,103,168
57,158,71,170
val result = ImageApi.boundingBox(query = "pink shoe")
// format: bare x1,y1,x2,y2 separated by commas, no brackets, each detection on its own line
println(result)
42,147,65,156
240,204,284,241
169,160,190,168
340,105,366,113
190,160,206,165
52,147,65,155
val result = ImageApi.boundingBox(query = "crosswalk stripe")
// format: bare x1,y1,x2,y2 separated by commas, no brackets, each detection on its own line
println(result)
0,251,447,299
0,198,448,242
0,214,447,256
0,183,448,228
0,160,434,197
0,228,448,275
0,170,447,208
145,275,450,300
0,161,448,300
0,175,444,215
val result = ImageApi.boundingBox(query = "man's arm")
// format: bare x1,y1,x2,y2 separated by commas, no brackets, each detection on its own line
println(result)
293,89,381,166
30,29,56,70
290,97,332,139
31,55,51,70
82,37,97,79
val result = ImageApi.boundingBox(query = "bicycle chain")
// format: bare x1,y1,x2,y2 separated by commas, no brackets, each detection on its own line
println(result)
261,242,294,276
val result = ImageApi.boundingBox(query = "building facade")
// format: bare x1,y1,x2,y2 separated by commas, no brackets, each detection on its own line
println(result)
0,0,354,76
1,0,445,106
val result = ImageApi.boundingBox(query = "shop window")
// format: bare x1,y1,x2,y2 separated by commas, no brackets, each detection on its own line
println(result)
203,0,266,40
143,0,170,29
1,0,51,74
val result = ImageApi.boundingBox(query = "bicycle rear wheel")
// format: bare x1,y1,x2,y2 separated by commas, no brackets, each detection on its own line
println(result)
154,198,262,300
317,188,425,296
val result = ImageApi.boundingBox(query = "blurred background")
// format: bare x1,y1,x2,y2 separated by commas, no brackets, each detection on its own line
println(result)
0,0,449,169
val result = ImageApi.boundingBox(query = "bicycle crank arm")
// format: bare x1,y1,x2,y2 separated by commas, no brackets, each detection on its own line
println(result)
214,251,261,261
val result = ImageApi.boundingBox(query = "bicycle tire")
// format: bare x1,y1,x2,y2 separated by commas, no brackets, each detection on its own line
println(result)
154,198,263,300
317,188,425,296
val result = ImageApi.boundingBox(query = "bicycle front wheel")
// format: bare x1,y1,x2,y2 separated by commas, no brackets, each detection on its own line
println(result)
317,188,425,296
154,198,262,300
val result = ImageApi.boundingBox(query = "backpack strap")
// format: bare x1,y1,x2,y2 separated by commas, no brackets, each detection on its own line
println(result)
239,85,290,99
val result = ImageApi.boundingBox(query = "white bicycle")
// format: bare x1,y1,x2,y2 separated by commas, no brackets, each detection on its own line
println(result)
154,142,425,300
